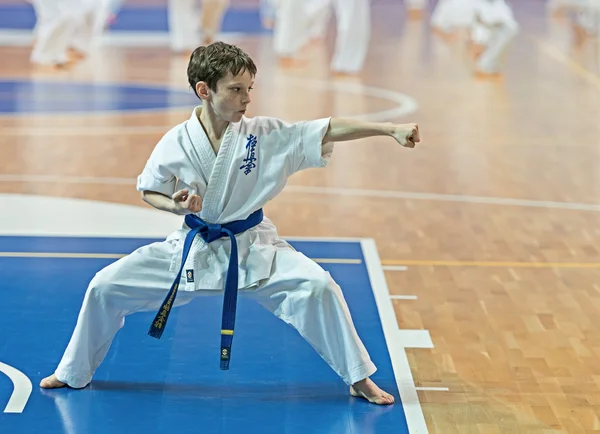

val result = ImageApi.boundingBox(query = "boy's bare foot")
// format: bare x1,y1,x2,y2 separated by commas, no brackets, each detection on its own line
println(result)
350,378,395,405
40,374,66,389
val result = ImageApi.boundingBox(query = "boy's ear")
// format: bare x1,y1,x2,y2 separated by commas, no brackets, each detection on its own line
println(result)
195,82,210,100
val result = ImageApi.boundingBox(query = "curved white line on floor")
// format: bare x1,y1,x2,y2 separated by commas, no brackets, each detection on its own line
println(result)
282,77,418,121
0,78,418,127
0,361,32,413
0,194,182,237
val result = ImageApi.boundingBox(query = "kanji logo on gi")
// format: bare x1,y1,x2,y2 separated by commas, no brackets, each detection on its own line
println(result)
240,134,258,175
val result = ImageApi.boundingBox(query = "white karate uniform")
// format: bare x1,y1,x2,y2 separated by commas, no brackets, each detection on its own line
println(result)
431,0,477,32
406,0,427,10
306,0,332,41
52,107,376,389
272,0,369,73
574,0,600,35
330,0,371,73
168,0,229,52
70,0,110,56
30,0,77,65
168,0,201,52
473,0,519,73
273,0,330,57
273,0,312,57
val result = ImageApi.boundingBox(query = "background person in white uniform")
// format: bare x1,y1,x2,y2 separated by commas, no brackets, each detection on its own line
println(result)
168,0,229,54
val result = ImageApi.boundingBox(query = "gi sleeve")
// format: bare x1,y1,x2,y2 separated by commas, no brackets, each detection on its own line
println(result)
291,117,334,171
136,139,178,197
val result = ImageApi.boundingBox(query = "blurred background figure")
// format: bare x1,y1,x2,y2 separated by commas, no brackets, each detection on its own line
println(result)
69,0,111,61
273,0,370,75
29,0,78,69
168,0,229,54
405,0,427,20
568,0,600,47
430,0,477,41
472,0,519,79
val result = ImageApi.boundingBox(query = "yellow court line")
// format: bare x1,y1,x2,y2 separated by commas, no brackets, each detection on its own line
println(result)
0,252,362,265
382,259,600,268
533,37,600,90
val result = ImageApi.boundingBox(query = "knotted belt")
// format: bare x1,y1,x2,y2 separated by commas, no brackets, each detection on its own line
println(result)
148,208,264,370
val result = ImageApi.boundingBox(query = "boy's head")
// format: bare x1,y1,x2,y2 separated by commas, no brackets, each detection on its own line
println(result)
187,42,257,123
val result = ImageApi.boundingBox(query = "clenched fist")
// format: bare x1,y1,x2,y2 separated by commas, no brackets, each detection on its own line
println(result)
172,189,203,215
392,123,420,148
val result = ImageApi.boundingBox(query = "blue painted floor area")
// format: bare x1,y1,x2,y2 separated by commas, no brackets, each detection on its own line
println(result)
0,237,409,434
0,80,199,114
0,5,267,33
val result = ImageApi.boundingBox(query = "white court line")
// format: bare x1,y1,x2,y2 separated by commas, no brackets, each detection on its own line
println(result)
383,265,409,271
0,361,32,413
281,77,418,121
397,330,434,349
415,387,449,392
390,295,418,300
285,185,600,213
2,176,599,212
361,239,429,434
0,73,417,123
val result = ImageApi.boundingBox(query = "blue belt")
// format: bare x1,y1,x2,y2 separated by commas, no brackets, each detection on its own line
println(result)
148,208,264,370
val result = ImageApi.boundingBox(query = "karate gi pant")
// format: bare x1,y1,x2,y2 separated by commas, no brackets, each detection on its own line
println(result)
168,0,229,52
273,0,331,57
406,0,427,10
30,0,77,65
273,0,312,57
306,0,332,41
70,0,110,56
53,239,376,388
430,0,477,32
331,0,371,73
474,1,519,73
574,0,600,35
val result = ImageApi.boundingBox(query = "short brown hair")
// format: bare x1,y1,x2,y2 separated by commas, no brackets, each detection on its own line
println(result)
187,42,257,97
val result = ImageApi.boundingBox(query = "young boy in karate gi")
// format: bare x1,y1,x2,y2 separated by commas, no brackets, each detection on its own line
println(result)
40,42,420,405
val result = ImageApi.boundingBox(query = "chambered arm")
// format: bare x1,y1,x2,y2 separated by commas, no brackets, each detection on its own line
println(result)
142,189,203,215
323,118,420,148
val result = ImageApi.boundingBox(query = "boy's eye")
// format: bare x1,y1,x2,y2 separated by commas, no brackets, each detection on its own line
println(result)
248,87,253,92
